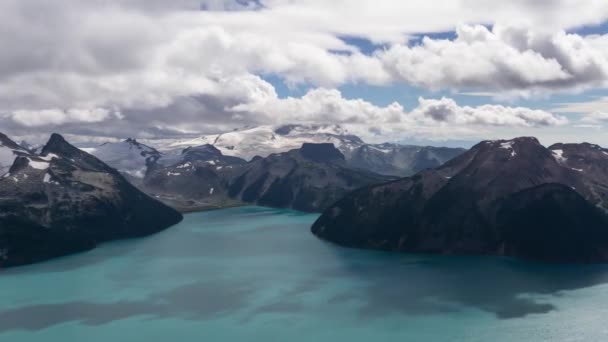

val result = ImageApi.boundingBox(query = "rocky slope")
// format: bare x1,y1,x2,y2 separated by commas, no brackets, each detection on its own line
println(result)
0,133,183,268
143,144,246,211
81,138,164,180
0,133,32,175
144,143,392,212
312,137,608,263
226,143,393,212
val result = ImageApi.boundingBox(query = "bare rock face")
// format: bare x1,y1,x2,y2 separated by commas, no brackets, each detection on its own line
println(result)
144,142,392,213
312,137,608,263
0,133,183,268
142,144,247,211
299,143,345,163
226,143,393,212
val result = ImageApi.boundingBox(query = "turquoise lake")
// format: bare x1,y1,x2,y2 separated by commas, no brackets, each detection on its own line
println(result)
2,206,608,341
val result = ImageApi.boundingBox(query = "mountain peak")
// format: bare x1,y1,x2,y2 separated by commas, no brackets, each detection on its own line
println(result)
0,132,25,150
41,133,114,172
41,133,82,158
299,143,345,163
480,136,541,148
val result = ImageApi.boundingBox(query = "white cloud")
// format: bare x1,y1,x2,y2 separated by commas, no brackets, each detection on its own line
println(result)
230,87,567,140
0,0,604,142
1,1,607,115
553,96,608,114
581,111,608,123
8,108,116,127
411,97,568,127
379,24,608,96
8,108,117,127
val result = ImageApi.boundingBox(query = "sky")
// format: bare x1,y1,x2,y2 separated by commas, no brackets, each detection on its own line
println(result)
1,0,608,147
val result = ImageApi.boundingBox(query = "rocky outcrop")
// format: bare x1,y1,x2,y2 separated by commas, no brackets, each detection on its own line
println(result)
0,133,183,268
312,137,608,263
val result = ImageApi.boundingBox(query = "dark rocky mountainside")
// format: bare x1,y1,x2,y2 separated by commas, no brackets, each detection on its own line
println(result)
144,142,392,212
312,137,608,263
143,144,247,211
227,143,393,212
0,133,183,268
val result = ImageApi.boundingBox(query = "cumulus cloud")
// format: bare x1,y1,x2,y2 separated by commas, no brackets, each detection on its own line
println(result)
231,87,567,132
0,0,602,143
1,1,607,114
379,24,608,95
411,97,568,127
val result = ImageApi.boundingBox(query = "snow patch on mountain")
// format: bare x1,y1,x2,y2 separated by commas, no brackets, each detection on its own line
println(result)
163,125,364,160
27,159,50,170
552,149,567,163
499,141,517,157
82,139,162,178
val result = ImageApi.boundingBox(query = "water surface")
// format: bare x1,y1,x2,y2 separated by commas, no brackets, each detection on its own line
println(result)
2,207,608,341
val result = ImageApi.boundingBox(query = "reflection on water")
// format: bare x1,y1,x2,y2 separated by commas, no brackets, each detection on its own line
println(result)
2,206,608,341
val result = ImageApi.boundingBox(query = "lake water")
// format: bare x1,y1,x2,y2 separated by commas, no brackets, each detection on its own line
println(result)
2,207,608,341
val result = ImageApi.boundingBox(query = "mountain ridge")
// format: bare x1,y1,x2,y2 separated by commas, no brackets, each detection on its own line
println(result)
312,137,608,263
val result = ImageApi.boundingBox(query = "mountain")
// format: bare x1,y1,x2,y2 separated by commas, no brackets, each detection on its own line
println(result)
346,143,466,177
81,138,164,179
0,133,32,176
226,143,393,212
548,143,608,204
0,133,183,268
165,124,364,161
144,142,392,212
143,144,247,211
312,137,608,263
161,125,465,177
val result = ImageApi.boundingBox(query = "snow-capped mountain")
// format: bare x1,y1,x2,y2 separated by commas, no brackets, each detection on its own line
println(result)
0,133,32,176
164,125,364,161
75,125,465,180
159,124,466,177
81,138,164,179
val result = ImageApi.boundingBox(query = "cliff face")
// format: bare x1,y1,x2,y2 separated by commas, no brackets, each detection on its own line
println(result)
0,133,183,268
312,137,608,263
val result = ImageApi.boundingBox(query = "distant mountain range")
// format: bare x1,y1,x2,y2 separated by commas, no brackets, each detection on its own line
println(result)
7,127,608,265
73,124,463,211
312,137,608,263
83,124,466,178
143,142,393,212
